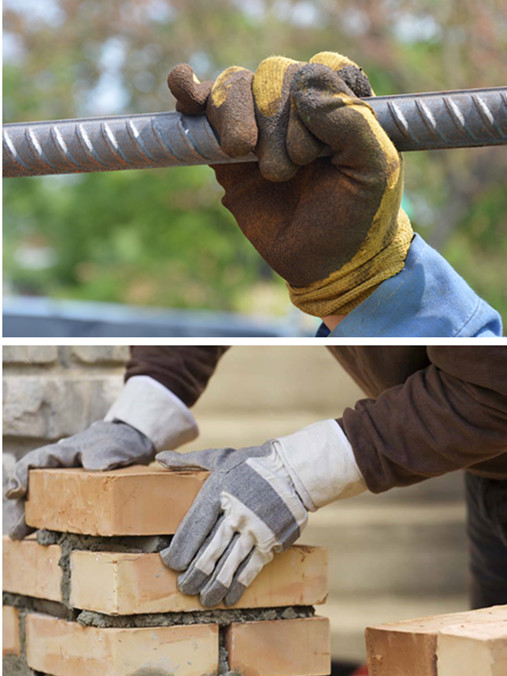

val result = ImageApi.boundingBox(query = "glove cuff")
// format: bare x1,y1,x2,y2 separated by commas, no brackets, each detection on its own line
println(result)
104,376,199,451
274,419,366,511
288,208,413,318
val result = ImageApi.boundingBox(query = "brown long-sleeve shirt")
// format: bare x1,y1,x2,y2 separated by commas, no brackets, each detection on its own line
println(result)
126,346,507,492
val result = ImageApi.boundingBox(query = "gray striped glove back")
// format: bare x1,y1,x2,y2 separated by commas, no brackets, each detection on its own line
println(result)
157,442,309,607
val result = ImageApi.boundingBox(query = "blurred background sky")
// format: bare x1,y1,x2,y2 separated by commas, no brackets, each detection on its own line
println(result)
3,0,507,332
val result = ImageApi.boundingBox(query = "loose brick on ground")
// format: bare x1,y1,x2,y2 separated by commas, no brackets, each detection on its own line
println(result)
69,544,327,614
25,465,208,536
3,606,21,657
225,615,330,675
436,621,507,676
366,604,507,676
3,535,62,602
25,612,219,676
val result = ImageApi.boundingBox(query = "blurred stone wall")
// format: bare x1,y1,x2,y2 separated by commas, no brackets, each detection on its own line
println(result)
3,346,128,462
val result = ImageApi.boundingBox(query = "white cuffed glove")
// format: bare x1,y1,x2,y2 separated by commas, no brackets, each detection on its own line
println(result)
157,419,366,607
6,376,198,540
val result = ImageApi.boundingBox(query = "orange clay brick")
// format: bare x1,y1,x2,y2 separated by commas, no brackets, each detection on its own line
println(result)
3,535,62,602
437,621,507,676
69,544,327,614
366,604,507,676
25,612,219,676
25,465,208,536
226,615,330,675
3,606,21,657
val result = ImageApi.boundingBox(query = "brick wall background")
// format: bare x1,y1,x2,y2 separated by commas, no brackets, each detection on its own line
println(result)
2,345,469,661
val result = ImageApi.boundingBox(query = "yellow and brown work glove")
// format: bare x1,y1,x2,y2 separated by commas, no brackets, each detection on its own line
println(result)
168,53,413,317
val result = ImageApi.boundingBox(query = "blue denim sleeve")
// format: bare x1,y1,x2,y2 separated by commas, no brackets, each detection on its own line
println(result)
321,234,503,338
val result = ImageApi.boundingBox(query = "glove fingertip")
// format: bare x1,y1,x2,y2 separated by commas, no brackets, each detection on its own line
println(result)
220,128,258,158
160,545,187,572
200,583,227,608
155,449,213,472
286,113,324,167
258,155,299,182
5,482,24,499
338,64,373,98
224,582,247,607
155,451,182,467
6,501,35,540
199,595,216,609
6,467,28,498
82,456,142,472
168,63,211,116
8,527,33,541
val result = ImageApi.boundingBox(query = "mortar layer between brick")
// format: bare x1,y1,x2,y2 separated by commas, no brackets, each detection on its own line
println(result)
25,466,208,536
25,612,219,676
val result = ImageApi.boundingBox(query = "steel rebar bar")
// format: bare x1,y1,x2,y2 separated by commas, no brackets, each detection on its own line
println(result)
3,87,506,178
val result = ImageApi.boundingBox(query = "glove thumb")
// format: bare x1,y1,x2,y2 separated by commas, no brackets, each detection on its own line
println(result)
6,498,35,540
168,63,213,115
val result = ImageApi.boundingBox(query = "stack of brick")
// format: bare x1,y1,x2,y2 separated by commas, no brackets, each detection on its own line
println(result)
3,465,330,675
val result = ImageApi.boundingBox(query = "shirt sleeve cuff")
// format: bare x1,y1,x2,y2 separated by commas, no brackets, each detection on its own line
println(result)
329,234,502,337
274,419,367,511
104,376,199,451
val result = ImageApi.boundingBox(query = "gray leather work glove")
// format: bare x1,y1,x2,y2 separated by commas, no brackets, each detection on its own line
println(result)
5,421,154,540
157,419,366,607
157,442,308,608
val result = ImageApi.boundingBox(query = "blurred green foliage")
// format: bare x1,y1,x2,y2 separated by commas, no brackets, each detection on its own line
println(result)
4,168,268,310
3,0,507,324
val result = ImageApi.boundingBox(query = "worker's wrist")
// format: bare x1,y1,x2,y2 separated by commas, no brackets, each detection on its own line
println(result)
288,211,413,317
321,314,346,331
104,375,199,451
274,419,366,511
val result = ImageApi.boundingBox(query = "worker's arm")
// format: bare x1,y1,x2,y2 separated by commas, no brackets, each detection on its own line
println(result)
125,346,229,407
337,345,507,491
5,346,229,539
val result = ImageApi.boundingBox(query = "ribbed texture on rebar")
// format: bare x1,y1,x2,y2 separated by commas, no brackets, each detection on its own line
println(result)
3,87,506,177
